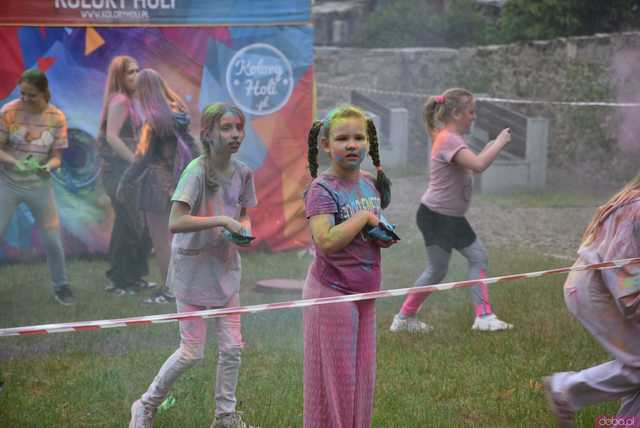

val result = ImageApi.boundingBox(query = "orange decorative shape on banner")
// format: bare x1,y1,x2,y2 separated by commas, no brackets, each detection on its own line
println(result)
85,27,105,56
37,56,56,73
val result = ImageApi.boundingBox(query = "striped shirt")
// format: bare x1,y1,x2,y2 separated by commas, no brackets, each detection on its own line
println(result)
0,99,68,186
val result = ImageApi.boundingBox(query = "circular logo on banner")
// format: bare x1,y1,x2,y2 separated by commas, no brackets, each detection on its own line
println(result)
226,43,294,116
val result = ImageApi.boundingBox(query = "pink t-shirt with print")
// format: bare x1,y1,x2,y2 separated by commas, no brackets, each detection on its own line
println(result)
305,173,382,294
421,129,473,217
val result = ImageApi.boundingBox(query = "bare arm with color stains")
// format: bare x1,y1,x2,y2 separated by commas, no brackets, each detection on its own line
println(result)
238,207,252,235
105,96,135,163
169,200,243,234
310,210,378,255
454,128,511,173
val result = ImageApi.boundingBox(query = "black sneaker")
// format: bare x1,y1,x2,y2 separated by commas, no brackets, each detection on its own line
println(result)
54,285,74,305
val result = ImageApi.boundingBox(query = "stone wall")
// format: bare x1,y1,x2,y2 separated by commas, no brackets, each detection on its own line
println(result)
314,32,640,182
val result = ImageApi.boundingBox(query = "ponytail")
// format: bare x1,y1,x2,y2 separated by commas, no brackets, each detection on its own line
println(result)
424,88,474,138
423,96,439,138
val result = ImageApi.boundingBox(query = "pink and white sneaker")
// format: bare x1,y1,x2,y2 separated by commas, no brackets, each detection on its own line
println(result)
471,314,513,331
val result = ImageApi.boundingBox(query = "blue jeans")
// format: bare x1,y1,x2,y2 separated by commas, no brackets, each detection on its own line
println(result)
0,178,69,289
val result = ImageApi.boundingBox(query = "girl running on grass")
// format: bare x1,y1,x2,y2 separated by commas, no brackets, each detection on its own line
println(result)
129,103,257,428
390,88,513,333
544,175,640,428
303,105,397,428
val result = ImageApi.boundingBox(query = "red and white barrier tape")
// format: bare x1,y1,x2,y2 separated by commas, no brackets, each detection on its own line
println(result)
316,83,640,108
1,257,639,337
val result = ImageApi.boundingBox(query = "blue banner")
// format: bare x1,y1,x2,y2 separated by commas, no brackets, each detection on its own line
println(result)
0,0,311,26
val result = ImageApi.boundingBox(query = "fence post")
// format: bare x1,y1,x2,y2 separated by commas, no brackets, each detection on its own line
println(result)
389,107,408,169
526,117,549,189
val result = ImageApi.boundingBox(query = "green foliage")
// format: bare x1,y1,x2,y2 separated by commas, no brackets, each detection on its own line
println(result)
553,63,615,165
445,63,493,93
500,0,640,43
351,0,497,48
350,0,640,48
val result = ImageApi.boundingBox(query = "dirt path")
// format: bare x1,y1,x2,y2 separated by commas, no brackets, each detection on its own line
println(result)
386,174,599,260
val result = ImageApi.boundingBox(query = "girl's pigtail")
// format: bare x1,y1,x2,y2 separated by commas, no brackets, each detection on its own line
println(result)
367,118,391,209
423,96,439,138
307,120,323,179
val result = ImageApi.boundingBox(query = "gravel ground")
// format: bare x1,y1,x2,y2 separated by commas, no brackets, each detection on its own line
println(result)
385,174,603,261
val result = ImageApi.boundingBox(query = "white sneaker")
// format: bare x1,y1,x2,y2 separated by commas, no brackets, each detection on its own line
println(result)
543,376,575,428
389,314,434,333
211,412,255,428
471,314,513,331
129,399,155,428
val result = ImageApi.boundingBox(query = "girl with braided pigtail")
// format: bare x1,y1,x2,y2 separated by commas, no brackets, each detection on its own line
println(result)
302,105,398,428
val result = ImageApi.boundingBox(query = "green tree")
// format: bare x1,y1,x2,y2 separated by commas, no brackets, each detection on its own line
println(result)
351,0,497,48
500,0,640,42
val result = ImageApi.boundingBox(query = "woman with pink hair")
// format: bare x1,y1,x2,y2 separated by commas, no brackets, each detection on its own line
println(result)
120,68,198,304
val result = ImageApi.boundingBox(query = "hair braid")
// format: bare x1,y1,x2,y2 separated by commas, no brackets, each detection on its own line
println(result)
366,119,391,209
307,121,323,178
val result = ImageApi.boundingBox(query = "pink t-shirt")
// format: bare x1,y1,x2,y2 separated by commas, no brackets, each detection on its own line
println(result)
305,173,382,294
421,129,473,216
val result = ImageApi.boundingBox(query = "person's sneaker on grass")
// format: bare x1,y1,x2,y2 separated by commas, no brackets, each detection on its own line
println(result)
53,284,73,305
543,376,575,428
389,313,434,333
211,412,255,428
129,399,155,428
136,278,157,290
142,289,175,305
471,314,513,331
105,278,139,296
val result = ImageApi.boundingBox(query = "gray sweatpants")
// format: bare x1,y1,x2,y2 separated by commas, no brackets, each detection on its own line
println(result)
400,239,492,317
552,267,640,421
140,296,244,416
0,178,68,290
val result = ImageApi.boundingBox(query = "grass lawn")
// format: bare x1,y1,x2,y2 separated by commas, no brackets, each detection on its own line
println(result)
0,223,619,427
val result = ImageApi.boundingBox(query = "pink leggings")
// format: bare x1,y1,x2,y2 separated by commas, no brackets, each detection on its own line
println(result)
303,272,376,428
400,239,492,317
